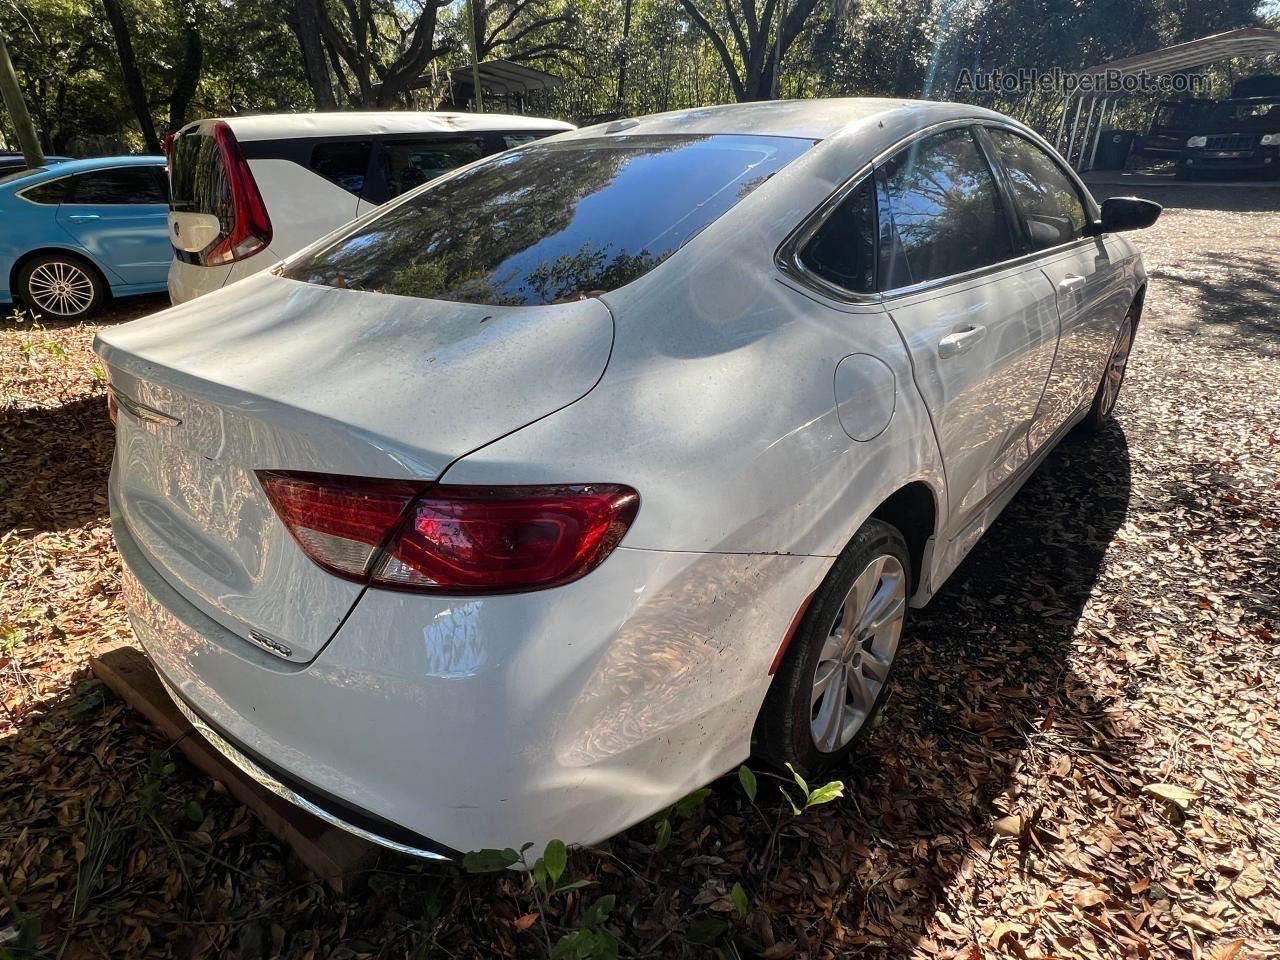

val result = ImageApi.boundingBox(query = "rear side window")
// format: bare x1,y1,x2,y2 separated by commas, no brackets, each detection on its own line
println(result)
799,176,878,293
311,141,372,195
379,137,487,199
171,131,234,231
986,129,1088,250
66,167,168,204
285,134,813,306
877,128,1016,289
19,178,69,205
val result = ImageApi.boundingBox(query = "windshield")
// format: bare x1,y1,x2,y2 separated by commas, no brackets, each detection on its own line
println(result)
283,133,814,306
1151,101,1208,130
1206,98,1280,130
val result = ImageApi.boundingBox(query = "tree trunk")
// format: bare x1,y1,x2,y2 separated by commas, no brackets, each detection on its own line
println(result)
168,0,203,131
291,0,336,109
99,0,160,152
616,0,633,108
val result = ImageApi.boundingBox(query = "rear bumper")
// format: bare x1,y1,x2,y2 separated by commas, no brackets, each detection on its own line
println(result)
113,490,821,855
158,672,459,859
167,248,277,304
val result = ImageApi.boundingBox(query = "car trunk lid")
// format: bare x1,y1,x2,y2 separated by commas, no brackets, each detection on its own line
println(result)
96,272,614,662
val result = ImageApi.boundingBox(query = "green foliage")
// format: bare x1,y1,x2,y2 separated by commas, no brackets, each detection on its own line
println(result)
782,762,845,815
552,894,618,959
2,0,1266,153
737,764,757,803
650,785,711,853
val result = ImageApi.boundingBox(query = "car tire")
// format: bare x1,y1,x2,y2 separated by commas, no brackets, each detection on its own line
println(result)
755,519,911,775
16,252,106,321
1079,302,1139,433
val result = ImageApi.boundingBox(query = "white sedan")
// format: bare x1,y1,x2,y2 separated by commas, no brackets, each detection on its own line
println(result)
96,98,1159,859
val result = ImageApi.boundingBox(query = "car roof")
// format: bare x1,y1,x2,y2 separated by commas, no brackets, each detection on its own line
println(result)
185,111,575,142
566,97,1009,142
0,154,164,189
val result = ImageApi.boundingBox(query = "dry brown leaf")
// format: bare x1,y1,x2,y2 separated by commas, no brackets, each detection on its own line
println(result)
993,815,1022,837
1231,864,1267,899
1074,887,1108,909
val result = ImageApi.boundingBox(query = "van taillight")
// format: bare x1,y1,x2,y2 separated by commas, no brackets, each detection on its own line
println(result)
201,121,272,267
258,472,640,594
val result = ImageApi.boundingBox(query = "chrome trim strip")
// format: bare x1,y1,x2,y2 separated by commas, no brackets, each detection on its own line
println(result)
110,386,182,426
158,677,451,861
775,115,1103,306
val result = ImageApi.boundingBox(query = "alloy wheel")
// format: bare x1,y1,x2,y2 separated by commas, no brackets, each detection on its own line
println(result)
1099,318,1136,417
809,553,907,752
26,260,96,317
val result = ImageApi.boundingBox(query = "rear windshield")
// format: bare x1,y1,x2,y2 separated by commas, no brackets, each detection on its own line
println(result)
171,131,234,229
283,134,813,306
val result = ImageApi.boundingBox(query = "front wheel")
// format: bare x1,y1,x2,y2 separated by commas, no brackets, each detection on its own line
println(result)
755,519,910,774
1079,308,1138,432
17,252,105,321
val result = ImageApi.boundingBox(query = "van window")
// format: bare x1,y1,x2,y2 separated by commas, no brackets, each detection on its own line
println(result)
502,133,545,149
379,137,487,199
285,134,813,306
171,131,235,236
311,141,372,195
799,176,878,293
877,128,1016,289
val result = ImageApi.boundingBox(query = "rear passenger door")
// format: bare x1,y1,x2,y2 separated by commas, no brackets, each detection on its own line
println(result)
982,127,1129,450
877,126,1060,541
55,165,171,285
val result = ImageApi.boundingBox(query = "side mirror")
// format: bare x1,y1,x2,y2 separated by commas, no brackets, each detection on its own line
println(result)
1085,196,1162,235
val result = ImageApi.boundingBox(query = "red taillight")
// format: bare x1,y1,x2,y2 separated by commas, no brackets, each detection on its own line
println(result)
258,472,639,594
200,121,272,267
106,388,119,425
258,472,426,582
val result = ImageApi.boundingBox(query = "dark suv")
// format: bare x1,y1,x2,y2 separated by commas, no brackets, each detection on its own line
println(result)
1179,96,1280,180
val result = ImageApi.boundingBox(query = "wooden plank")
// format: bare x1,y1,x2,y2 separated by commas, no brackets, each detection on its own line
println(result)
90,645,377,892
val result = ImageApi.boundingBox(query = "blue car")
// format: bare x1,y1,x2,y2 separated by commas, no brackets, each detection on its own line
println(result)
1,156,170,320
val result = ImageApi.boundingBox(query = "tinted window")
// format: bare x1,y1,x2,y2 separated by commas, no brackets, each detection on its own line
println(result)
877,128,1016,289
380,137,487,199
67,166,168,204
987,129,1088,251
311,141,371,195
171,131,234,230
20,177,69,205
799,176,877,293
502,133,545,149
286,134,812,306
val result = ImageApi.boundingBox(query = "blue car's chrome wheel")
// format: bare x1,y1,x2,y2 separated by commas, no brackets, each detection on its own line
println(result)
19,254,103,320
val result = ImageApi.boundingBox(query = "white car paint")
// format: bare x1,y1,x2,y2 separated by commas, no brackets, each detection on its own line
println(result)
166,111,574,304
99,98,1148,858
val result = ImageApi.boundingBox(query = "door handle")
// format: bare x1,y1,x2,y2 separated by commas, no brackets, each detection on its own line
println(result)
938,324,987,358
67,214,100,222
1057,274,1086,294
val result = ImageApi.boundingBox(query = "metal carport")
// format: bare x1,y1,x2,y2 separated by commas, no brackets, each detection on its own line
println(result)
1055,27,1280,171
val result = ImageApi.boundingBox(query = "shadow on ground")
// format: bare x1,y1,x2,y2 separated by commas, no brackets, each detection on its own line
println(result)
0,421,1136,958
0,395,114,534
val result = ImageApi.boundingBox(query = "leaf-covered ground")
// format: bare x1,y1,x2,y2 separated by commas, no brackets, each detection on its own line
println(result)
2,184,1278,959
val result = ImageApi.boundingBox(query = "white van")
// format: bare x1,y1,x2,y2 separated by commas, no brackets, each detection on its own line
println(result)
166,112,574,303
